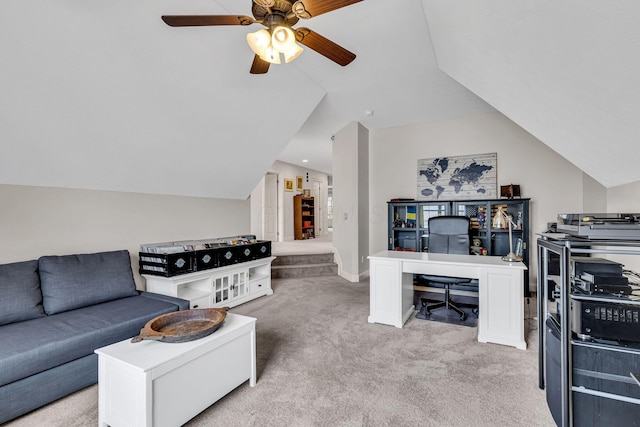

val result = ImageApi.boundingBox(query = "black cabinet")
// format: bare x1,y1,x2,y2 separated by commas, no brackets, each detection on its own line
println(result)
388,201,449,251
388,198,530,295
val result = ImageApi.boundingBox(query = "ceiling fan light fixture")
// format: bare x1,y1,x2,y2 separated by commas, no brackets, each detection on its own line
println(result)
284,43,304,63
247,29,271,57
271,25,295,52
162,0,362,75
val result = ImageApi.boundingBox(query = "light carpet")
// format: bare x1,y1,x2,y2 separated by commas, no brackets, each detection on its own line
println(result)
271,232,333,256
3,275,555,427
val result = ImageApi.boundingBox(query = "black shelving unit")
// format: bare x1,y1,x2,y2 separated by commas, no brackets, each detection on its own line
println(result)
388,198,530,295
537,236,640,426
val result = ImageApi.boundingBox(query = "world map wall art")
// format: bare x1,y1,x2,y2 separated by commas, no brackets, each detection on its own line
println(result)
417,153,497,200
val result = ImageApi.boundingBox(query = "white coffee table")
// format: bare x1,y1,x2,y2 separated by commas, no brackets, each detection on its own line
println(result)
95,313,256,427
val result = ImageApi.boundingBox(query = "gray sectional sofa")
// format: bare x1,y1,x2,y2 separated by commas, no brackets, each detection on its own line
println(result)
0,250,189,424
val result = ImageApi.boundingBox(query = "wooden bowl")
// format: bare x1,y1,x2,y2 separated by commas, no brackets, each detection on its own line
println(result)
131,307,228,343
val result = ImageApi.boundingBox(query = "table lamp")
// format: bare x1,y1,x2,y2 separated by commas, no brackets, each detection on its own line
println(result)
497,209,523,262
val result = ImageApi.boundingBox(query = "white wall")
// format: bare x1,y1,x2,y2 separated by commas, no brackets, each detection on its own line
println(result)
606,180,640,215
250,175,265,239
333,122,370,281
368,112,605,291
583,174,607,212
357,123,370,276
0,184,250,289
606,180,640,273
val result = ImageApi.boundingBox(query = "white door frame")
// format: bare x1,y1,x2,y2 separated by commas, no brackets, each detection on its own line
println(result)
263,172,278,242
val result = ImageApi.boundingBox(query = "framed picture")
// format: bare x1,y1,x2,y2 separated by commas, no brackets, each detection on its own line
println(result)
284,178,294,192
417,152,497,200
296,176,303,191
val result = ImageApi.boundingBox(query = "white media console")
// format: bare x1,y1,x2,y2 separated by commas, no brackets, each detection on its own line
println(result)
143,257,275,309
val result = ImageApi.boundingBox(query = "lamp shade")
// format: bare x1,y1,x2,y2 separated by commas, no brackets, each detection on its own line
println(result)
271,26,295,52
262,46,281,64
246,29,271,57
284,43,303,63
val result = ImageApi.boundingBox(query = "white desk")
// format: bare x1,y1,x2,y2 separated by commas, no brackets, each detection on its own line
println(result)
368,250,527,350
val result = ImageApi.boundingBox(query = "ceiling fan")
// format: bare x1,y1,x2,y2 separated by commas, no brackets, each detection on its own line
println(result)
162,0,362,74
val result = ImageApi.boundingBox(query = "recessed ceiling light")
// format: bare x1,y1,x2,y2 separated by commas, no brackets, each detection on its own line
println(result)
302,159,309,163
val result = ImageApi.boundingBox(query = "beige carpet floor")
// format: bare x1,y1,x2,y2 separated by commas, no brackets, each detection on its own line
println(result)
271,232,333,256
3,275,555,427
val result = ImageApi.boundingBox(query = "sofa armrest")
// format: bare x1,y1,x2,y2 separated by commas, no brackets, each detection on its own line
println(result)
138,291,190,311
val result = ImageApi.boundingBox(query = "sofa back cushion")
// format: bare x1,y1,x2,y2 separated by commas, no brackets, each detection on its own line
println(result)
39,250,138,315
0,260,46,326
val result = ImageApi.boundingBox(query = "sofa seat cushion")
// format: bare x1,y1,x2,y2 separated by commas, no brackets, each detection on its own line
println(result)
0,260,46,326
39,250,138,315
0,295,180,387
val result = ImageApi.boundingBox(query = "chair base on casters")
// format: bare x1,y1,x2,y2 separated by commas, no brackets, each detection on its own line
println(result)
417,285,466,321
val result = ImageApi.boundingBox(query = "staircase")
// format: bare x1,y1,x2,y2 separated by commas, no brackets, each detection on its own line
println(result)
271,252,338,279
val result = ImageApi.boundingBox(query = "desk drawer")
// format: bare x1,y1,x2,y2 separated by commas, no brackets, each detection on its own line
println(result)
403,261,478,279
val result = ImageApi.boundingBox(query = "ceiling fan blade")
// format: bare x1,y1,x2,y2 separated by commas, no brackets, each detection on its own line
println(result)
295,28,356,66
250,55,271,74
291,0,362,19
253,0,275,8
161,15,255,27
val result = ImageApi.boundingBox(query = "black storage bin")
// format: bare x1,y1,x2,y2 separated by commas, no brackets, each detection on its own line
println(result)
254,240,272,259
194,248,219,271
139,251,195,277
217,246,244,266
236,244,256,262
140,238,271,275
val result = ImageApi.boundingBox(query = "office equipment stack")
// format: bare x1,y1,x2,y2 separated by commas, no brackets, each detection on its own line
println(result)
557,213,640,240
537,230,640,427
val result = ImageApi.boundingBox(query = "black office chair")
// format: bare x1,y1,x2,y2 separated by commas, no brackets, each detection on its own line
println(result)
416,216,475,321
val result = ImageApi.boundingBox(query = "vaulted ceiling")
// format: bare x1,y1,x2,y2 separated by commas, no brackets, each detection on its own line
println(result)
1,1,638,199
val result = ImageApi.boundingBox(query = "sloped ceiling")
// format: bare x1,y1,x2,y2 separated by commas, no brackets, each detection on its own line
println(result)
422,0,640,188
0,0,326,199
1,0,636,200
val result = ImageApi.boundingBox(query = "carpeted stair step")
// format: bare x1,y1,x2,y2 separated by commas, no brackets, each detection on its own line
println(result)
271,252,335,266
271,252,337,279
